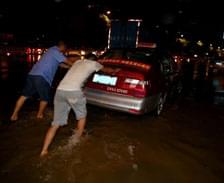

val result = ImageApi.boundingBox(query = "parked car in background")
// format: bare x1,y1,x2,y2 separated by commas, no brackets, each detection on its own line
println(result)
84,48,181,115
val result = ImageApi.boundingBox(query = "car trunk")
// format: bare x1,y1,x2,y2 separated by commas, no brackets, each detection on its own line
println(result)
86,59,151,98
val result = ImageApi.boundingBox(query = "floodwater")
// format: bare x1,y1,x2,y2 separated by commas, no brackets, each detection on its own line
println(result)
0,53,224,183
1,102,224,183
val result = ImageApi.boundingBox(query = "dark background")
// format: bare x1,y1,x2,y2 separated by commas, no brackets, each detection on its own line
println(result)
0,0,223,47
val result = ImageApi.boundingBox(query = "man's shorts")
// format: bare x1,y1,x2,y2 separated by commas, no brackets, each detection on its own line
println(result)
22,75,50,102
52,90,87,126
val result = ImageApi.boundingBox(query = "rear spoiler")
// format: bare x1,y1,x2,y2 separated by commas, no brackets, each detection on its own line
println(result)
99,59,151,70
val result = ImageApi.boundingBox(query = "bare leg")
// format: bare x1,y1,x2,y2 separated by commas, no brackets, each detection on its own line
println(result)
37,100,48,119
10,96,27,121
75,118,86,137
40,125,60,157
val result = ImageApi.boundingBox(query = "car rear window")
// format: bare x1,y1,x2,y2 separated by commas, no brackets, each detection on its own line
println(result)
100,49,154,64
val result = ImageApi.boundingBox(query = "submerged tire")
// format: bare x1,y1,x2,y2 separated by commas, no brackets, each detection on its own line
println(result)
154,93,166,116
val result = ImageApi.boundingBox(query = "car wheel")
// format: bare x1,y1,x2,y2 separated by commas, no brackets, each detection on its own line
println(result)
176,80,183,95
154,94,166,116
168,80,183,101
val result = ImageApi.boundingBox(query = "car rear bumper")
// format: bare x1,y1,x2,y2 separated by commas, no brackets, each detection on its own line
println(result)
84,88,159,114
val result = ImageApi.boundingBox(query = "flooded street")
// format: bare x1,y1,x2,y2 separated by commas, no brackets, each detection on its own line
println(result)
2,0,224,181
0,54,224,183
0,102,224,183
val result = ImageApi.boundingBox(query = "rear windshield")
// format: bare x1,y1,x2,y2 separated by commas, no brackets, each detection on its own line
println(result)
100,49,155,64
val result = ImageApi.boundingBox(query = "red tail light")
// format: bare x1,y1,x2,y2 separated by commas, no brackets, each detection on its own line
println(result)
121,78,149,98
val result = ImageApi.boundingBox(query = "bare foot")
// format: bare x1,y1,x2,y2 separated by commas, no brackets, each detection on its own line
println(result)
40,150,48,157
73,129,84,138
10,114,18,121
37,113,44,119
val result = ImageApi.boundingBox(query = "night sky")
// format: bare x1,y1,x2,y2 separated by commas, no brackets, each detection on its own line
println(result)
0,0,223,46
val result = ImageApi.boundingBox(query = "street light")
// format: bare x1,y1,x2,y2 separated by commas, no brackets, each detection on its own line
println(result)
99,14,111,27
197,40,203,46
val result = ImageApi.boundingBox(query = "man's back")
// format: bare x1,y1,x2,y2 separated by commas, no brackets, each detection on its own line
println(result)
29,46,66,85
58,59,103,91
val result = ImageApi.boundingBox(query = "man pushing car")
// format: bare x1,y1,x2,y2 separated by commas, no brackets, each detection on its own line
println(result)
40,54,119,156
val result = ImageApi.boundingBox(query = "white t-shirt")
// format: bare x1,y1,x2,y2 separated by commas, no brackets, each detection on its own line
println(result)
58,59,103,91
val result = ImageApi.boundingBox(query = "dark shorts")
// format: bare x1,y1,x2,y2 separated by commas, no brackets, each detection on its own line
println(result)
22,75,50,102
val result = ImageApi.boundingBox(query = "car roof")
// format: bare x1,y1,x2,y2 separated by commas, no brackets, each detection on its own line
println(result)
106,47,156,53
103,47,169,56
100,48,169,61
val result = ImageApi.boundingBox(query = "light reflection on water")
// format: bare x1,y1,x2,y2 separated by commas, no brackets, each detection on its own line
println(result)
0,47,44,80
0,49,224,106
25,47,46,64
26,54,41,64
0,50,45,121
0,59,9,80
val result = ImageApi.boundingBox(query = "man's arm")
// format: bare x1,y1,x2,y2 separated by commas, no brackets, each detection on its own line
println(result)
64,58,75,66
59,62,71,69
59,59,72,69
100,67,120,74
59,57,78,69
93,62,120,74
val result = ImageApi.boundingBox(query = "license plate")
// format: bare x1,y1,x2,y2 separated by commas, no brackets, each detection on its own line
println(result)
92,74,117,86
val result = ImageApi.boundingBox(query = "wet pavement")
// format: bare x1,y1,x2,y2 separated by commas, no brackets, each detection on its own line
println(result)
0,53,224,183
0,100,224,183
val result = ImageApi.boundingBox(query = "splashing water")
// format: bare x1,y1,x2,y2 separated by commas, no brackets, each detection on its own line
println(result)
63,133,81,151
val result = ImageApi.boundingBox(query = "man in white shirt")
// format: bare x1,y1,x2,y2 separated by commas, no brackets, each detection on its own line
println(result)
40,54,118,156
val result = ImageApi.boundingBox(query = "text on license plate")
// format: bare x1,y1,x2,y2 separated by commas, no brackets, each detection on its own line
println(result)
93,74,117,86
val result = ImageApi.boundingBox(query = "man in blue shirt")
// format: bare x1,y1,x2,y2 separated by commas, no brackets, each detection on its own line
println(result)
11,41,73,121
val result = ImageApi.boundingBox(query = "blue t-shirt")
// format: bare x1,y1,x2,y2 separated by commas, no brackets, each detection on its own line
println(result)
29,46,66,85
